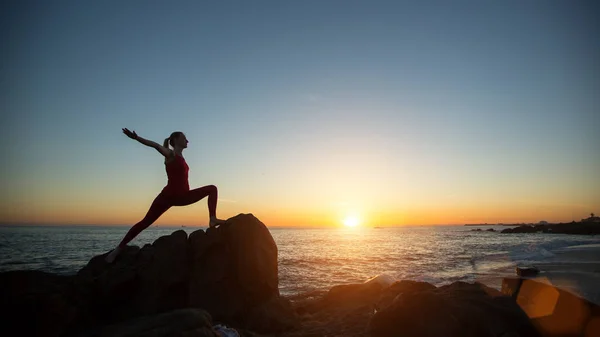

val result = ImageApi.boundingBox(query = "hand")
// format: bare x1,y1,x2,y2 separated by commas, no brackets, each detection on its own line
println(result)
122,128,138,140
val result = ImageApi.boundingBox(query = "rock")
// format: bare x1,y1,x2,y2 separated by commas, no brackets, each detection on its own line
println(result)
296,275,396,315
516,266,540,277
377,280,436,311
486,228,496,232
76,230,190,324
0,270,84,337
77,308,218,337
322,280,382,310
1,214,296,336
502,277,600,337
239,293,297,333
502,225,538,233
369,281,540,337
501,222,600,235
188,214,295,333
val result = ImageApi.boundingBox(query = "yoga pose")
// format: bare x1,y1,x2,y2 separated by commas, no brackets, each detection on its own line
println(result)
105,128,226,263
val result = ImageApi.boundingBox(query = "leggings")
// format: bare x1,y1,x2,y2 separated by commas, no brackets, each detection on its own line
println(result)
118,185,218,248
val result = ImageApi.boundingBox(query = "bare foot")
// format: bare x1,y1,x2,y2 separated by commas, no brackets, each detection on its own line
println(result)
105,246,122,263
209,217,226,228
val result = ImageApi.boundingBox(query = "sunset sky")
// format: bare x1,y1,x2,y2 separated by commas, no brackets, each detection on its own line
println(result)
1,1,599,227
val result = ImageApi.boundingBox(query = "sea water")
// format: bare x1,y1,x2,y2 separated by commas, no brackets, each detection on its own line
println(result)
0,225,598,296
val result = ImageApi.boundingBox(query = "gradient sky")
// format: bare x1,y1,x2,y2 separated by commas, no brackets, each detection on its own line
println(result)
1,1,599,227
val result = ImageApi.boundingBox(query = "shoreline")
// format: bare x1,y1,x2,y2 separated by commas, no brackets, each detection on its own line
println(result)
454,242,600,305
284,241,600,306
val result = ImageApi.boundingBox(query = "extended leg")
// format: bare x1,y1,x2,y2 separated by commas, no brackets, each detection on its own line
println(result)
105,194,171,263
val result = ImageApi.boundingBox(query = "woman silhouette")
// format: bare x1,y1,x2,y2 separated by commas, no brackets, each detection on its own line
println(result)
105,128,226,263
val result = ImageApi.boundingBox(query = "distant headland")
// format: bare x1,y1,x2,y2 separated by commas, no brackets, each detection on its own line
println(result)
466,213,600,235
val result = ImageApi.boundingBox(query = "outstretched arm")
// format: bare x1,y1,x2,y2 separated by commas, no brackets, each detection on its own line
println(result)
122,128,172,158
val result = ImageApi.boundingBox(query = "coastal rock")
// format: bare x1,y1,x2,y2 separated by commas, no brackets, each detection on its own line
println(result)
76,308,218,337
295,274,395,314
502,225,539,233
502,222,600,235
377,280,436,311
0,214,296,337
516,266,540,278
369,281,540,337
0,270,83,337
76,230,190,324
502,277,600,337
188,214,296,332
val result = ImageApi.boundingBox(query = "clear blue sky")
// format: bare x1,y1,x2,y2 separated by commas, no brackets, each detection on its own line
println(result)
1,1,599,226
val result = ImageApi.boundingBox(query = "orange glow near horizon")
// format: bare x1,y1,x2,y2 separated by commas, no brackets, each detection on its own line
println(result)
1,173,597,227
1,196,597,227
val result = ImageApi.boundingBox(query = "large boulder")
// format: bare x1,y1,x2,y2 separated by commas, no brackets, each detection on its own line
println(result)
369,281,540,337
76,308,218,337
76,230,190,324
0,270,84,337
188,213,296,332
376,280,437,311
297,274,397,314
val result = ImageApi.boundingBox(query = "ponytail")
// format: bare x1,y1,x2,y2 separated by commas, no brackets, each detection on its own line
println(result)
163,137,170,148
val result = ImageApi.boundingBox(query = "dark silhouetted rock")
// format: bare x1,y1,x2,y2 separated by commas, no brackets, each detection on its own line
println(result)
369,281,540,337
486,228,496,232
377,280,437,311
516,266,540,277
502,277,600,337
77,230,190,324
1,214,296,337
0,270,84,337
77,308,218,337
188,214,296,333
502,222,600,235
295,274,396,315
502,225,538,233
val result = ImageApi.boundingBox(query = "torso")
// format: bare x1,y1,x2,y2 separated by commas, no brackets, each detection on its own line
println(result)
161,153,190,196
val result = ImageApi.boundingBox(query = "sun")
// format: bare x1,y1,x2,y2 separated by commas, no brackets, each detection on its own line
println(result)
343,216,361,228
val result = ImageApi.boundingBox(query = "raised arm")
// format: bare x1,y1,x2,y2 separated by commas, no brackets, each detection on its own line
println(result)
122,128,173,158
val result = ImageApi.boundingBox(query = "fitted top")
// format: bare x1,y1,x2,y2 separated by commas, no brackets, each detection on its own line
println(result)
161,155,189,196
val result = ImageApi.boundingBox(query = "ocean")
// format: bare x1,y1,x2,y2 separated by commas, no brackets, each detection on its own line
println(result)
1,224,598,297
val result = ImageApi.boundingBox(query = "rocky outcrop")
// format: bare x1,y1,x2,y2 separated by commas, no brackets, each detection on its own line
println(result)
0,214,296,337
516,266,540,278
187,214,289,332
77,230,190,325
502,222,600,235
0,270,84,337
369,281,540,337
284,278,539,337
77,309,218,337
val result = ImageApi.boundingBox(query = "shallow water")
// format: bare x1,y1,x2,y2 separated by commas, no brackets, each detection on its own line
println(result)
1,224,598,296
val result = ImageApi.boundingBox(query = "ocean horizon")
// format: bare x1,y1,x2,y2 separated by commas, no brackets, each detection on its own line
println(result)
2,224,598,298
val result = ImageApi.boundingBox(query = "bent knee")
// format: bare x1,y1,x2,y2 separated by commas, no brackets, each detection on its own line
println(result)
208,185,218,193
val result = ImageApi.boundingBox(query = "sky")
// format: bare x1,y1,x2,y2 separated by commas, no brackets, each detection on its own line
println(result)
1,1,599,227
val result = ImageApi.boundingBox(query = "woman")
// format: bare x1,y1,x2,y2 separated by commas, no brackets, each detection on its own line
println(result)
105,128,226,263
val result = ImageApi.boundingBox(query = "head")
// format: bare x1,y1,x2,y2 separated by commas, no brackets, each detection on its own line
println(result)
163,131,188,150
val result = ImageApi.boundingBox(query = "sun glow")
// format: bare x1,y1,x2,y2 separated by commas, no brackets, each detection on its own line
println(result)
343,215,361,228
